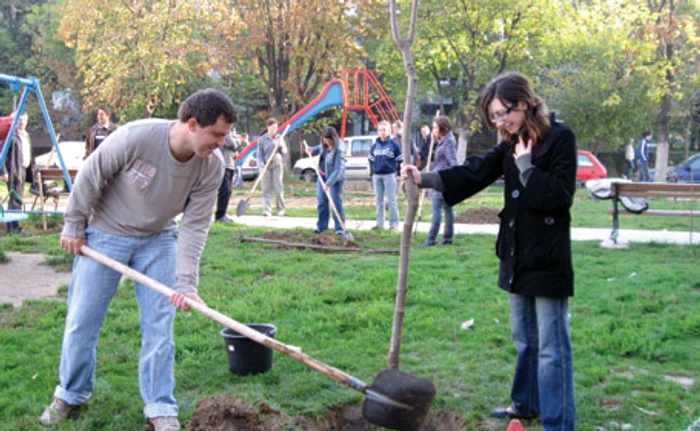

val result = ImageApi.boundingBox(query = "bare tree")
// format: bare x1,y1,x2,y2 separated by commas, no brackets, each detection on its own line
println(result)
388,0,420,370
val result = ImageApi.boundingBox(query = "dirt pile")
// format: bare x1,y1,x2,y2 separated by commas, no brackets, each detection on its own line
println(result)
454,207,500,224
188,395,465,431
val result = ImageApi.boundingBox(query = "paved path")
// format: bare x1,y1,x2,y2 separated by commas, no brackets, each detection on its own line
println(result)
227,215,700,246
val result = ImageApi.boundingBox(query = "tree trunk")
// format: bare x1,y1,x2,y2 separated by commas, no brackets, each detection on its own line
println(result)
388,0,420,370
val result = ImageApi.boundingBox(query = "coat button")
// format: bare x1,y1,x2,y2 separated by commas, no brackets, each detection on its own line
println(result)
545,217,555,225
511,189,520,199
509,219,515,228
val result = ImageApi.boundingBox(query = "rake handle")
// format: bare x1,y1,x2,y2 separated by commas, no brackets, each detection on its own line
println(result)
303,141,347,232
246,125,290,199
79,245,369,393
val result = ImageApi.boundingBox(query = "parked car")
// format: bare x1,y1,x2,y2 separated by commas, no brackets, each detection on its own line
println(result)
577,150,607,184
650,153,700,183
34,141,84,171
293,135,375,182
236,148,260,181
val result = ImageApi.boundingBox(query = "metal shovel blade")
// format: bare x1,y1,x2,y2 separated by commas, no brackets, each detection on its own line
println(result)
361,368,436,431
235,198,250,217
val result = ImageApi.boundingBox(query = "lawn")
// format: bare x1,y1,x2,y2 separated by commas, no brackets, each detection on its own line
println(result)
0,183,698,431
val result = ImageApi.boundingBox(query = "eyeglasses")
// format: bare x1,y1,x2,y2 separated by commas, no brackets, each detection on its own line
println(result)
489,104,516,123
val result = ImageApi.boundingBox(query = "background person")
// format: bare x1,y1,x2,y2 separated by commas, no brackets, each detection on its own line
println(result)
369,120,402,230
214,127,243,222
0,112,30,235
306,126,346,234
256,118,287,216
417,124,431,171
39,89,238,431
622,138,635,179
403,71,576,431
235,132,249,188
421,116,458,247
84,105,118,158
636,131,652,182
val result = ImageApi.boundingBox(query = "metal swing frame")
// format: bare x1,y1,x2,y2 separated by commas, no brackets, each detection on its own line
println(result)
0,74,73,219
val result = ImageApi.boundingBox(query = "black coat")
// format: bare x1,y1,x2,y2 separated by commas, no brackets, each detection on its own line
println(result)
439,121,577,297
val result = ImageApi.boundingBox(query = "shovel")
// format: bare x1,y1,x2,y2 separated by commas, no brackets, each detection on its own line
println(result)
80,245,435,431
303,141,354,241
236,125,290,217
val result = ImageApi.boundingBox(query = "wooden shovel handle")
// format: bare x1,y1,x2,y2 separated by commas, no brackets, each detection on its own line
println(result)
79,245,369,393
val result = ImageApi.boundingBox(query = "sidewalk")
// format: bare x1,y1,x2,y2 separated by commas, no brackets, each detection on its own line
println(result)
228,215,700,246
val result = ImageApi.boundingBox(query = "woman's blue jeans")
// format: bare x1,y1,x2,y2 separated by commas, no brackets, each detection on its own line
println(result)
509,293,575,431
316,179,345,233
427,195,454,244
54,226,179,419
372,173,399,229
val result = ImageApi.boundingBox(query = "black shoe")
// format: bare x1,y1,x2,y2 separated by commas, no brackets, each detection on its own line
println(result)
491,407,537,419
440,239,453,245
313,229,324,234
420,241,436,247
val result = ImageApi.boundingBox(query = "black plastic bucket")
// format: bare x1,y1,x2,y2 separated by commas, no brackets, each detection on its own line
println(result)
220,324,277,376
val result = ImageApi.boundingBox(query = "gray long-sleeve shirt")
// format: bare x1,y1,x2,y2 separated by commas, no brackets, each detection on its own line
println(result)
62,119,224,293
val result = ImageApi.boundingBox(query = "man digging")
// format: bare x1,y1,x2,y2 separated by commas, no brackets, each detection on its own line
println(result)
39,89,238,431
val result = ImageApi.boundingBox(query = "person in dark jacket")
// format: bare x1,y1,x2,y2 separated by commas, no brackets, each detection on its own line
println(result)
84,105,118,158
0,112,30,235
417,124,432,171
369,120,402,230
403,71,576,431
636,131,652,182
421,116,458,246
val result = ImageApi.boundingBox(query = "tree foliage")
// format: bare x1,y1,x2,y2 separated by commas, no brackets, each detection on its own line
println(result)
56,0,234,119
220,0,385,118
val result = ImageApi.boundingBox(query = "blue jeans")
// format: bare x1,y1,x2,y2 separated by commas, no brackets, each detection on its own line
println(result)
372,173,399,229
509,294,575,431
54,226,179,419
637,160,650,182
317,179,345,232
427,195,454,244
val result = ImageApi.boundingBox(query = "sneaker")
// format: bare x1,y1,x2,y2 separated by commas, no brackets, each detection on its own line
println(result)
277,209,285,216
420,241,437,247
371,225,383,231
262,212,271,217
440,239,453,245
39,398,78,426
215,215,234,223
146,416,180,431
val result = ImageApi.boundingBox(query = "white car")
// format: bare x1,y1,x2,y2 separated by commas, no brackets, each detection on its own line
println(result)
293,135,374,182
34,141,84,171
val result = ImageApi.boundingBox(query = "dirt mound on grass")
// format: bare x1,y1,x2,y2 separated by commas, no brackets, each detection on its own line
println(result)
262,230,359,248
454,207,500,224
188,395,465,431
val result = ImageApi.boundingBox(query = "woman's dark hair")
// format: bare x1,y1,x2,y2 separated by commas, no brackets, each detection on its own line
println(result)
321,126,340,148
433,115,452,137
479,71,550,146
178,89,238,127
266,118,278,127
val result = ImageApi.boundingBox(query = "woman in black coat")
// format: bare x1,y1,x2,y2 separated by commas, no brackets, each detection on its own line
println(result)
403,71,576,431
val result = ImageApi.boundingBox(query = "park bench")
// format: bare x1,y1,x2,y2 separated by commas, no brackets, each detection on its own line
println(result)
30,168,78,230
609,182,699,244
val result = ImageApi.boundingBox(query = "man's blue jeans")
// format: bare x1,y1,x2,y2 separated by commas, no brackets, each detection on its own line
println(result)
54,226,179,419
372,173,399,229
637,160,650,182
317,179,345,232
509,294,575,431
427,195,454,244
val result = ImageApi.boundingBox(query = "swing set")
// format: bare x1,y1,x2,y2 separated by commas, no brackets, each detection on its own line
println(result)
0,74,74,225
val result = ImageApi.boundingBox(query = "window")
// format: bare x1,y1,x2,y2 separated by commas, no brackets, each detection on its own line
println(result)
577,154,594,167
350,139,372,157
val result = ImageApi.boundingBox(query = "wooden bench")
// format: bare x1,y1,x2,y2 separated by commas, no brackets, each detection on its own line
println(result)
31,168,78,230
609,182,699,244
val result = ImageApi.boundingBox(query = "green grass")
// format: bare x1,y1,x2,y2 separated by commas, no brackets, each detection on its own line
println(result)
1,182,699,430
0,222,698,431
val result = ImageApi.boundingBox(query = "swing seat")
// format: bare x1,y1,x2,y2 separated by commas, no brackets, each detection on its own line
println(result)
0,210,28,223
